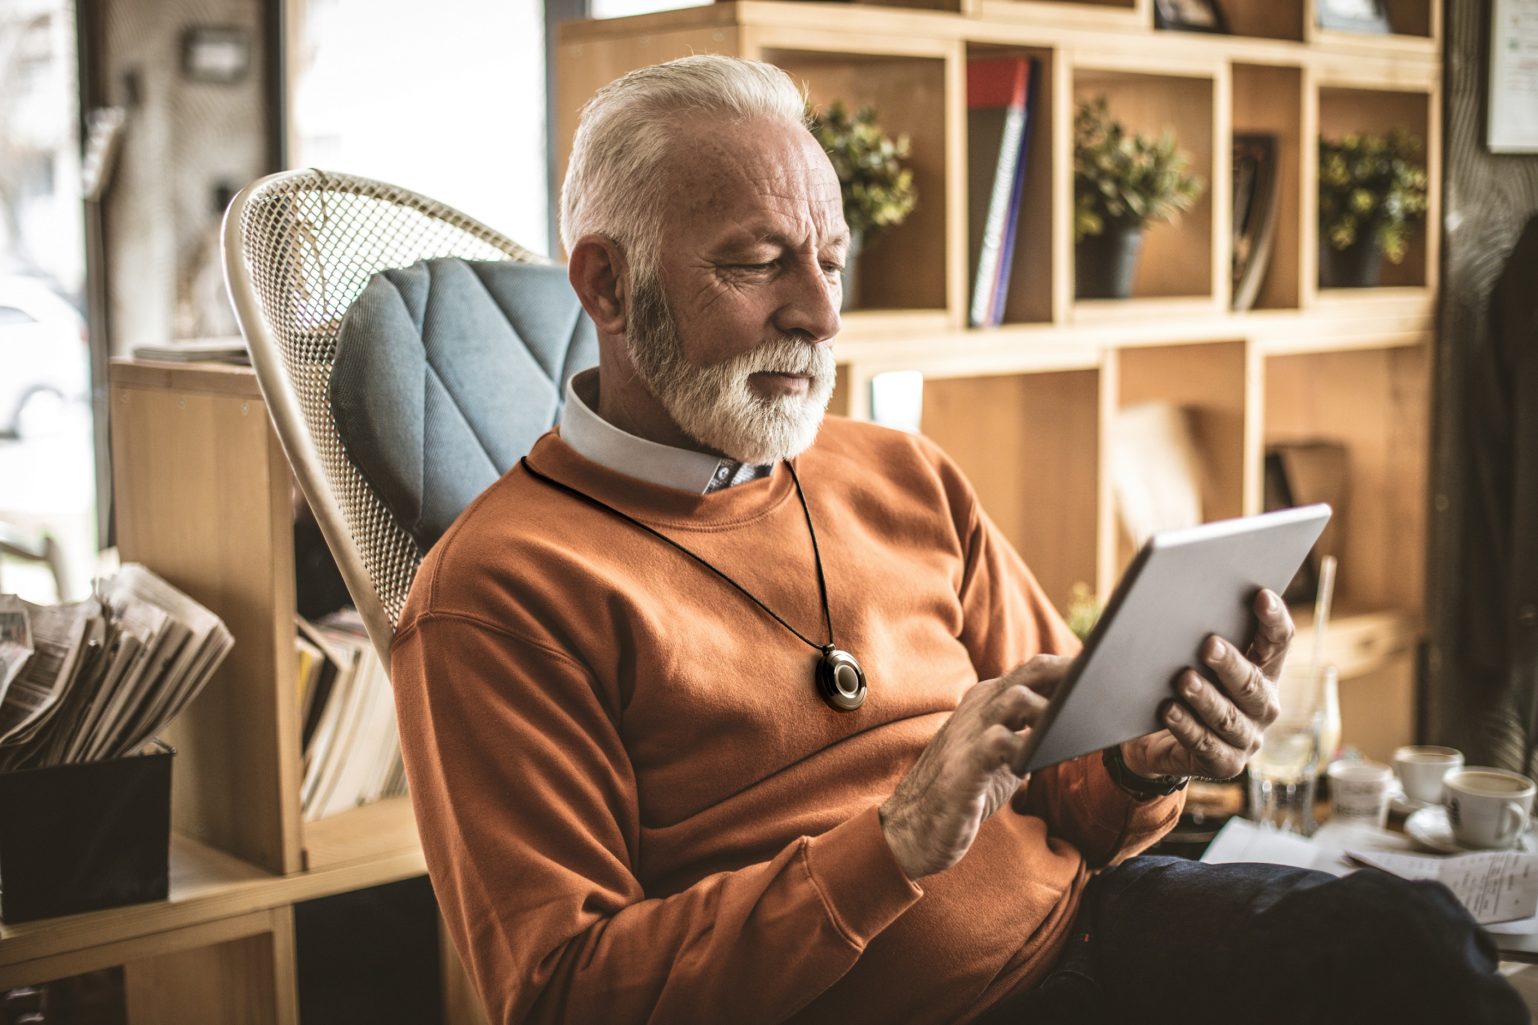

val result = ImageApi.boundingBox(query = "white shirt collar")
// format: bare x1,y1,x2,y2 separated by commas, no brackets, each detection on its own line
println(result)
558,368,771,495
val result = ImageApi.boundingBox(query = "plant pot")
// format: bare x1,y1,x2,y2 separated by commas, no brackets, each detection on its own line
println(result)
839,229,865,312
1075,225,1145,300
1319,238,1383,289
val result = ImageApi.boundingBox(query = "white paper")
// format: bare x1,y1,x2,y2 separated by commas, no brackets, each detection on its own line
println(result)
1490,0,1538,154
1201,817,1352,876
1347,849,1538,925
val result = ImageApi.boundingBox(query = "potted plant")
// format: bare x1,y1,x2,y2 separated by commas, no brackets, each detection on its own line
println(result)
808,101,918,310
1317,130,1428,288
1073,96,1206,300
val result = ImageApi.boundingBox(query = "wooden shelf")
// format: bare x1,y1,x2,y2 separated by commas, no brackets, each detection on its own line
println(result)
558,3,1440,78
0,825,425,987
301,795,422,873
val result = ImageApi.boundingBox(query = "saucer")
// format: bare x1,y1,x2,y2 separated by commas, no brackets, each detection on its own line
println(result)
1404,806,1536,854
1388,786,1436,817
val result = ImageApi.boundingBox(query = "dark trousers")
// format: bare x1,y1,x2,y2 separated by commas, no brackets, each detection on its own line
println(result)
984,856,1529,1025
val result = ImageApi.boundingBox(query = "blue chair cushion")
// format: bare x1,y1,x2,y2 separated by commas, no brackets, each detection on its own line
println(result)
329,257,597,551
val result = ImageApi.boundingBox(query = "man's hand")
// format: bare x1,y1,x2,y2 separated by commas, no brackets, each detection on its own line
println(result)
879,656,1067,880
1120,589,1292,782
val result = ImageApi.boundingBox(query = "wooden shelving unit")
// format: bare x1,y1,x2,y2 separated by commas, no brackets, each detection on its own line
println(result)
557,0,1440,766
0,2,1440,1021
0,361,483,1024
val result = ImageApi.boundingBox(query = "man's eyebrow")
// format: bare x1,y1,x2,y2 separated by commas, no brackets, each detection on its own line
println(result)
731,228,853,251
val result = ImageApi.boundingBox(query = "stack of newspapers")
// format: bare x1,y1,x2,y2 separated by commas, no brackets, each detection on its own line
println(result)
0,565,234,770
296,610,406,821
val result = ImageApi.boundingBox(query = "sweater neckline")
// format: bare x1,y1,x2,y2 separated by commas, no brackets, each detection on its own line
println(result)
524,430,797,530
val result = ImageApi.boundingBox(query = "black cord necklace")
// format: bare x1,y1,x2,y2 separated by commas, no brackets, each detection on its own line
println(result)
518,456,868,711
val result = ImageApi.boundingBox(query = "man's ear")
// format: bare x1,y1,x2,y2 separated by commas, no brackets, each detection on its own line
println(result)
568,234,630,336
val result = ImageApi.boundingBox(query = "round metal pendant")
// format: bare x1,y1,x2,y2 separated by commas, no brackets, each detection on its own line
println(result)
816,646,867,711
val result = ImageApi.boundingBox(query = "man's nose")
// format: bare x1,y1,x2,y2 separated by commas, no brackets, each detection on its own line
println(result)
772,257,841,343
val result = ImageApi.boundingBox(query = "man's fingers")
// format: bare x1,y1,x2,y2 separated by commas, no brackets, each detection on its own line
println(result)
1201,635,1279,723
1161,701,1246,779
975,723,1027,772
989,683,1051,732
1006,654,1074,699
1176,670,1259,753
1246,589,1294,680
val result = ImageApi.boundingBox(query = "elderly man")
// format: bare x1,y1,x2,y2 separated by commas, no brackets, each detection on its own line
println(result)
390,55,1522,1025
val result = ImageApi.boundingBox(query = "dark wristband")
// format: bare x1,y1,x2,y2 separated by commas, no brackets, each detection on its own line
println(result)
1102,745,1189,799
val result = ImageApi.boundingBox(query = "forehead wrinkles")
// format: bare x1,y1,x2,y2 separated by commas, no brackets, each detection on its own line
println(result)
664,124,843,235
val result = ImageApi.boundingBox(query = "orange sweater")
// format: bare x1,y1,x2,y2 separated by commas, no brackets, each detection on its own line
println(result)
390,417,1182,1025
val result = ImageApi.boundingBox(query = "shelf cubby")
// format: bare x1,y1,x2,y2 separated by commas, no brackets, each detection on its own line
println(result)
1068,62,1221,309
976,0,1146,32
1260,342,1429,615
759,44,961,320
963,42,1058,326
1313,82,1436,293
919,369,1102,611
1102,340,1252,581
1215,1,1305,42
1231,63,1304,312
1307,0,1437,50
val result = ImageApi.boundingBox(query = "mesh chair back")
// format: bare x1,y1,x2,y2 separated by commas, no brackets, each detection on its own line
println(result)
222,169,545,668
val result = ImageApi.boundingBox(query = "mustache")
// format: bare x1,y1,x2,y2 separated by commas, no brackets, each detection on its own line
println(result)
741,337,835,378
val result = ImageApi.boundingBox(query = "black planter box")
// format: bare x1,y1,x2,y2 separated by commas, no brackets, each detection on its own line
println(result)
0,742,173,923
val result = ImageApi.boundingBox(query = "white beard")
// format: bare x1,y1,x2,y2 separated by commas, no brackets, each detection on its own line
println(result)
625,275,835,465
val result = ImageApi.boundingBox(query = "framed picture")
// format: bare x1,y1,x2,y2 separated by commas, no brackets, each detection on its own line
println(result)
1153,0,1227,33
1488,0,1538,153
181,27,252,84
1315,0,1392,34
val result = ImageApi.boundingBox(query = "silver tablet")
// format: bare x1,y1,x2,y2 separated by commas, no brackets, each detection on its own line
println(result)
1013,504,1332,775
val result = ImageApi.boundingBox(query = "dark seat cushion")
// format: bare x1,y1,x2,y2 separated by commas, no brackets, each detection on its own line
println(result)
330,257,597,551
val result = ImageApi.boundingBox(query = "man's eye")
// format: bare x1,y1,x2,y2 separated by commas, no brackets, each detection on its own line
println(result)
821,261,844,276
732,262,777,272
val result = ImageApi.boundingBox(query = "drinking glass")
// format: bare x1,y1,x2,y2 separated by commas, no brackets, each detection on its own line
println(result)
1247,660,1333,834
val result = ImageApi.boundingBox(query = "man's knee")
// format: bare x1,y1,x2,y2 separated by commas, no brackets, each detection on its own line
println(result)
1232,868,1526,1025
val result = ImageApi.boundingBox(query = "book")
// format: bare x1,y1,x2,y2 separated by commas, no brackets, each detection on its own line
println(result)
131,338,250,364
1109,402,1207,548
297,613,406,821
1231,133,1280,311
967,56,1038,328
1264,440,1349,602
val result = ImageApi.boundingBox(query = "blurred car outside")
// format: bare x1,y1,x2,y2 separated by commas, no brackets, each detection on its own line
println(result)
0,275,88,439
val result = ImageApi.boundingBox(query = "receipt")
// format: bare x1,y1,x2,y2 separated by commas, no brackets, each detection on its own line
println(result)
1346,849,1538,924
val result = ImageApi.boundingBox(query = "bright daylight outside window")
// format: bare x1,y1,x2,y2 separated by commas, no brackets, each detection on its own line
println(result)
0,0,93,605
288,0,550,254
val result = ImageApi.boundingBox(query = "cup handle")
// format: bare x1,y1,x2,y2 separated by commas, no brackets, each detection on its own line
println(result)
1505,802,1530,846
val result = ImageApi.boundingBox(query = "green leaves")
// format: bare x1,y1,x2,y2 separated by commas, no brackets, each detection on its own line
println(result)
1317,129,1428,263
1072,96,1206,242
808,100,918,237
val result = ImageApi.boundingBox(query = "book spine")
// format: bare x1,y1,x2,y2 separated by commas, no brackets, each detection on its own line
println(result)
970,105,1027,328
990,62,1038,327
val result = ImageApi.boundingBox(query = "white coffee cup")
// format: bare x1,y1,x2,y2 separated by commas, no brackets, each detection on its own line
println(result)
1328,760,1394,828
1392,745,1464,804
1444,767,1537,849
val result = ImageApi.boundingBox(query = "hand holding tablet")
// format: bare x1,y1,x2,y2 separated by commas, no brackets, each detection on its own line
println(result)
1008,504,1330,778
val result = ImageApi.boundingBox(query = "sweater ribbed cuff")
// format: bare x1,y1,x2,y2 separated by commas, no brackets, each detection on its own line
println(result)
801,805,924,949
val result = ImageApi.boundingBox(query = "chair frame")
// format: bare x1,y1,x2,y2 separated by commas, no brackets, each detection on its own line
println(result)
222,168,545,669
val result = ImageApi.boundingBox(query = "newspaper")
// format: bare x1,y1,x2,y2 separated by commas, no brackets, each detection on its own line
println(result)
0,598,95,744
0,595,34,706
0,565,233,769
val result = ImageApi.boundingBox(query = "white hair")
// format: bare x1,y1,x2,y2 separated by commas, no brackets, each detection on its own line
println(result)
559,54,809,276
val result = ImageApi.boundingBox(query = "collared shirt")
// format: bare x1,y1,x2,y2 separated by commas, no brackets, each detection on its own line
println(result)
558,368,774,495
